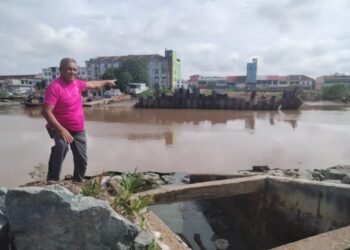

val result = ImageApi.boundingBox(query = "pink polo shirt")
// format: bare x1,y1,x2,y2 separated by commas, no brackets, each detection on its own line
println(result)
44,78,87,132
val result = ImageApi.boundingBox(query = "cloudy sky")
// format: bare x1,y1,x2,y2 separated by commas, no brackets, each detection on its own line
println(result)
0,0,349,79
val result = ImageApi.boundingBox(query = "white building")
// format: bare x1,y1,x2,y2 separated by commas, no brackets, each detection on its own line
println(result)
316,74,350,89
255,75,314,89
42,67,87,82
187,74,315,90
85,50,181,90
0,74,44,95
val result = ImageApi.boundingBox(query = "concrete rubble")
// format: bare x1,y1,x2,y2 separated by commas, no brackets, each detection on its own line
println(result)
237,165,350,185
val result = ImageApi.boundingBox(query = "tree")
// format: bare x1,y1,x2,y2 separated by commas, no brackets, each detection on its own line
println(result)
120,57,149,84
101,57,149,93
0,88,10,99
35,79,48,96
117,71,133,93
101,68,117,80
322,83,348,100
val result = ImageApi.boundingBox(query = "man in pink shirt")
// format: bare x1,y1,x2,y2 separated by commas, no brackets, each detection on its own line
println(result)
42,58,115,182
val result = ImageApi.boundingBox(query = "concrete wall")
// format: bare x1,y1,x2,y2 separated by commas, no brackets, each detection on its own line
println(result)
266,176,350,234
188,175,350,249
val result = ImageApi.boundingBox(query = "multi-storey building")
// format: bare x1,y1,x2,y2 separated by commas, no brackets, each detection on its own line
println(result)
257,75,314,90
42,66,87,82
0,74,44,94
85,50,181,90
188,74,315,90
164,50,181,89
316,74,350,89
246,58,258,84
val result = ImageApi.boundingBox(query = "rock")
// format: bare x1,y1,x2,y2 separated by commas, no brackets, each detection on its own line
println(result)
324,165,350,180
0,187,7,212
157,241,171,250
284,169,299,178
143,173,166,190
64,174,73,180
143,173,162,185
151,230,161,239
5,184,140,250
267,169,285,177
107,177,122,194
0,210,9,250
252,166,270,172
297,172,314,181
134,231,154,250
100,176,111,189
215,238,230,250
110,175,123,183
342,174,350,184
311,170,325,181
160,175,175,184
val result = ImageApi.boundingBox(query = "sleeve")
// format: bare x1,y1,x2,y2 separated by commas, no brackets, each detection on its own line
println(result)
77,80,87,92
44,84,58,106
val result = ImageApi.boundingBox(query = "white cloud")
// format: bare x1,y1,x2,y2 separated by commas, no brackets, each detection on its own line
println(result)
0,0,349,78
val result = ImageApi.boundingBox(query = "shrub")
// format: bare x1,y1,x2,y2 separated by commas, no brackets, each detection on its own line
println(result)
29,163,48,181
322,84,348,100
121,170,144,193
81,176,105,198
112,170,153,226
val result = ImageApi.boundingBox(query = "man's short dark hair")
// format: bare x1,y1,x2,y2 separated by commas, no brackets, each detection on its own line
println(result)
59,58,77,69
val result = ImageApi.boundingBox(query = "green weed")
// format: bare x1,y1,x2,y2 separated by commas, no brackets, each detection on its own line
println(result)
112,170,153,227
29,163,48,181
81,176,105,198
147,239,158,250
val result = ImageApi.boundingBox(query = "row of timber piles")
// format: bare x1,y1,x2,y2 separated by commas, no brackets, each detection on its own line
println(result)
134,87,303,110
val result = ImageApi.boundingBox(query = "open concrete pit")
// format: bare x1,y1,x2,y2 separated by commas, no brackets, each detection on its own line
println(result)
136,175,350,249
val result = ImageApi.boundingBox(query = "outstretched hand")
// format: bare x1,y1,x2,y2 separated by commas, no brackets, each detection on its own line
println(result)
105,79,116,88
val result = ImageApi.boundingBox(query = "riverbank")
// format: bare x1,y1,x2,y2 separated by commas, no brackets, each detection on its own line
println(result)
1,166,350,250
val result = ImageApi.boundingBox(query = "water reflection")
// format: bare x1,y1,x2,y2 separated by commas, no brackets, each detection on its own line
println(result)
0,105,42,117
83,107,302,142
0,105,302,145
83,107,300,127
127,131,175,145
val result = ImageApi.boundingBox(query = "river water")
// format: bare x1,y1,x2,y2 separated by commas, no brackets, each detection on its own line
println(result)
1,101,350,187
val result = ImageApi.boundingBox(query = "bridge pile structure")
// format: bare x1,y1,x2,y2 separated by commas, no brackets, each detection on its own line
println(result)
134,87,302,110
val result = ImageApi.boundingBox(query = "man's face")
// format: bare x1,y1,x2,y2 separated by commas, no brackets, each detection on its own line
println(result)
60,62,78,82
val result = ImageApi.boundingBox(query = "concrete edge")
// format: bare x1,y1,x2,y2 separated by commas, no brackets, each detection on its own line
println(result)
272,225,350,250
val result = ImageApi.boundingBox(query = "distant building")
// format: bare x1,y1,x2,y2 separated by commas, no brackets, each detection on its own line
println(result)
85,50,181,90
187,75,245,90
257,75,314,90
165,50,182,90
0,74,44,95
286,75,315,89
316,74,350,88
42,66,87,82
246,58,258,84
42,67,59,82
187,74,315,90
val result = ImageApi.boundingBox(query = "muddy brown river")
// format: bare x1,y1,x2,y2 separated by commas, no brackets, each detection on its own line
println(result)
1,101,350,187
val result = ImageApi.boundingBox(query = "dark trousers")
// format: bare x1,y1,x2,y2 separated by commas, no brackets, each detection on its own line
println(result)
47,129,87,182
